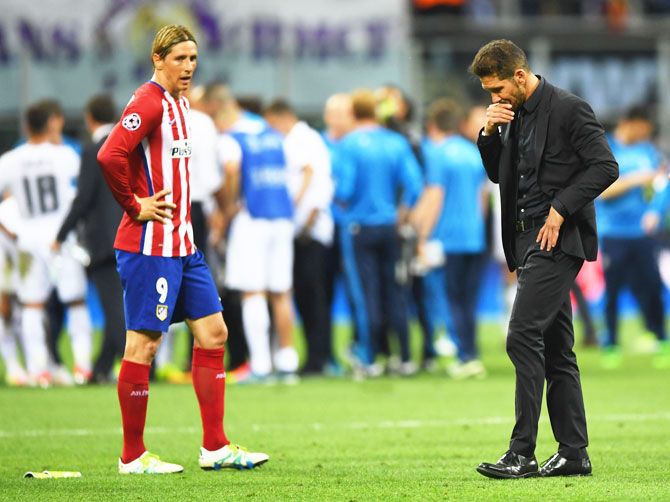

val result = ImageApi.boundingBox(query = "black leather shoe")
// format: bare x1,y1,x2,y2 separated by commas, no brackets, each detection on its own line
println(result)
538,453,592,477
476,450,538,479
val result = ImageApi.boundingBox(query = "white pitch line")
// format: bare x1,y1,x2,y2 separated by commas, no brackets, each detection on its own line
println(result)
1,412,669,440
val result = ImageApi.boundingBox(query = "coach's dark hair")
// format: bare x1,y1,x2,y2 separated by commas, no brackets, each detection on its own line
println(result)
469,39,530,80
25,102,51,135
426,98,464,133
86,94,116,124
264,98,295,116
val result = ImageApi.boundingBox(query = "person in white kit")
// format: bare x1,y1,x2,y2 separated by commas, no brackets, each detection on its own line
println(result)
204,83,297,381
0,101,93,387
264,99,335,374
0,196,28,385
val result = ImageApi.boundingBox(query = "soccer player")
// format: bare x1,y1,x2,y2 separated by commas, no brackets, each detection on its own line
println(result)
204,84,297,382
0,102,93,388
97,25,268,474
0,196,28,386
336,89,423,375
412,99,489,379
597,107,670,368
264,99,334,375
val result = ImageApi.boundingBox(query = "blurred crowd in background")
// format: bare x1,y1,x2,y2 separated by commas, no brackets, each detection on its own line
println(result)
1,78,669,389
1,0,670,388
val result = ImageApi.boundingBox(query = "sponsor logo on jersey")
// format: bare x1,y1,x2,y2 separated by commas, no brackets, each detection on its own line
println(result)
156,304,168,321
130,390,149,397
122,113,142,131
216,372,226,379
171,139,192,158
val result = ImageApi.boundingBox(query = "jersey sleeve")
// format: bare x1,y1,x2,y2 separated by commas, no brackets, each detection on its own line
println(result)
66,149,81,182
333,140,356,203
97,93,163,217
0,153,10,194
192,115,224,193
422,143,443,187
398,138,424,207
217,134,243,165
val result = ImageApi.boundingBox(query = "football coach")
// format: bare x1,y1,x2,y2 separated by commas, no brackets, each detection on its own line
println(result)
470,40,618,478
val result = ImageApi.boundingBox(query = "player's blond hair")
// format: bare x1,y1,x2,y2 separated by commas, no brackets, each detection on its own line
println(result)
351,88,377,120
151,25,197,64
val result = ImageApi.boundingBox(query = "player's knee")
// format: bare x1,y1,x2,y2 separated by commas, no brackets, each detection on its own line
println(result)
124,335,161,363
209,321,228,348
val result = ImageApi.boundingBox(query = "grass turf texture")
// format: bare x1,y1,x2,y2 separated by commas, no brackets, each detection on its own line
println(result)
1,320,669,501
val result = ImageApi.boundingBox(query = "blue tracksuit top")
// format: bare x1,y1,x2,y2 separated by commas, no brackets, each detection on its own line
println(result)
335,125,423,226
422,135,487,253
597,136,667,238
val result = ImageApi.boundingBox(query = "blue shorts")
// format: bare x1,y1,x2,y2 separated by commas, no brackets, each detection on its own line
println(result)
116,249,223,332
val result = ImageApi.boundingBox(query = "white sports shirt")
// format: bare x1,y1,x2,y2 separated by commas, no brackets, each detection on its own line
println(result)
188,108,223,204
0,142,79,248
283,121,334,245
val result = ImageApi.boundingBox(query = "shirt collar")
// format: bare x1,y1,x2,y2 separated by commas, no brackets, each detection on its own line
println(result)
92,123,114,143
522,75,544,115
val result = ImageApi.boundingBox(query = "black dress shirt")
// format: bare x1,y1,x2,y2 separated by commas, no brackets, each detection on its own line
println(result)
515,77,551,221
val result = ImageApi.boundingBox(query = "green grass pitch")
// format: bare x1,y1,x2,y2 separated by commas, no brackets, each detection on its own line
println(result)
1,320,669,501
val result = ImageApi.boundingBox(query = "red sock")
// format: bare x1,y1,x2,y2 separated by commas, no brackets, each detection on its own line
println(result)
192,347,229,451
117,359,150,463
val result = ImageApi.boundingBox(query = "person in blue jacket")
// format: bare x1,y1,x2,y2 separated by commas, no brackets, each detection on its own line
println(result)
335,89,423,375
597,106,670,368
412,98,489,379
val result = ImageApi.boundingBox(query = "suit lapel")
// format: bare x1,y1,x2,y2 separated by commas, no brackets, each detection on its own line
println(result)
532,82,553,176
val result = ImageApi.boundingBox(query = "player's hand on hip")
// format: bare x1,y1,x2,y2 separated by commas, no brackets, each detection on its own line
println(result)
484,102,514,136
134,188,177,224
536,206,564,252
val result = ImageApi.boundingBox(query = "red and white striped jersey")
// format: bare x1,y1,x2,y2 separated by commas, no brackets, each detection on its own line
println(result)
98,81,195,257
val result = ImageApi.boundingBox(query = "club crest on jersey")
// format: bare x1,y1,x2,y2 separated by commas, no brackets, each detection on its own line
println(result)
122,113,142,131
171,139,192,158
156,304,168,321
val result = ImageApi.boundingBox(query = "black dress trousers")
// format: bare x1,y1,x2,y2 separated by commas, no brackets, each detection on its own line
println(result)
507,228,589,460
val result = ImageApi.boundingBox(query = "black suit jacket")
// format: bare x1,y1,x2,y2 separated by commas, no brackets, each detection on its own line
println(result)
57,133,123,270
478,80,619,272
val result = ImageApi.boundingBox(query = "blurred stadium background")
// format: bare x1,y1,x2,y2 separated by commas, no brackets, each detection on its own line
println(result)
1,0,670,499
2,0,670,318
1,0,669,146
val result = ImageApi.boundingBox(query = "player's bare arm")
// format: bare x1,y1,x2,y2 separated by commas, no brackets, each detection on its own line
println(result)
294,164,314,205
0,221,16,241
599,170,655,200
221,160,242,223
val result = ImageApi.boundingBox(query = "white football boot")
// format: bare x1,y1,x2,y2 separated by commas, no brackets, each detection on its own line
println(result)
118,451,184,474
199,444,269,470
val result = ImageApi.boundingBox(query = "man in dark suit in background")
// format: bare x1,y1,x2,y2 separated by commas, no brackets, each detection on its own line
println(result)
470,40,618,478
54,95,124,383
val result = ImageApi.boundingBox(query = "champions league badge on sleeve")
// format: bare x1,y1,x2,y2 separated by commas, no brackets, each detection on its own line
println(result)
156,304,168,321
122,113,142,131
